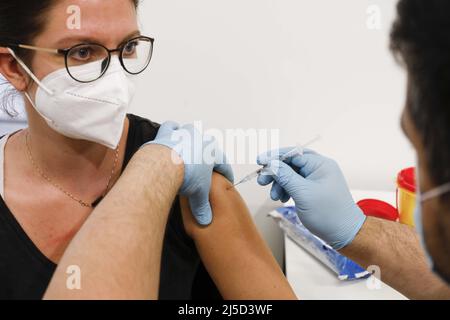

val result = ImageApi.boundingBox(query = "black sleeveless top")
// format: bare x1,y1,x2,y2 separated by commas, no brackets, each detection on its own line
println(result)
0,114,221,300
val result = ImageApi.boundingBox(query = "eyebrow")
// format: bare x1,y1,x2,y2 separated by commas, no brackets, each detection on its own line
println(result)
55,30,141,48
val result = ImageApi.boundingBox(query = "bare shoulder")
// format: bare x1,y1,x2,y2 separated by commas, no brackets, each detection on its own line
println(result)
180,173,254,239
179,173,297,299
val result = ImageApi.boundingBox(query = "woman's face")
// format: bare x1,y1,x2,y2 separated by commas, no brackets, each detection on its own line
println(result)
26,0,139,97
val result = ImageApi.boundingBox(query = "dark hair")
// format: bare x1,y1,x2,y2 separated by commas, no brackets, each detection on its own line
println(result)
0,0,140,116
391,0,450,201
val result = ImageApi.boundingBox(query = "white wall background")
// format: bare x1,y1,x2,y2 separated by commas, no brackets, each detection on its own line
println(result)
0,0,416,265
131,0,415,264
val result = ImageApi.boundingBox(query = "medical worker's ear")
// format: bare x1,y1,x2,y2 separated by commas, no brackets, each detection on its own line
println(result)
0,47,30,91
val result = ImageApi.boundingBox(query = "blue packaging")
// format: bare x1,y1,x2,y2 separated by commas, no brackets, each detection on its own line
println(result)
270,206,370,281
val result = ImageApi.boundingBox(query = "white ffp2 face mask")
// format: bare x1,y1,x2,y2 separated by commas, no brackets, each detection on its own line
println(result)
9,48,137,149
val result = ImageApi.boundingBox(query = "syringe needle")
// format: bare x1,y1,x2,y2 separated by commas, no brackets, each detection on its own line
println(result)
228,181,243,190
228,168,263,190
227,134,322,190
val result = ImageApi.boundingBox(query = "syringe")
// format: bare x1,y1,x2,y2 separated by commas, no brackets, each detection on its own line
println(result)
228,135,321,189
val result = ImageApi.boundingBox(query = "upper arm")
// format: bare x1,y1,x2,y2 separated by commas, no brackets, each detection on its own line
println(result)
180,173,297,300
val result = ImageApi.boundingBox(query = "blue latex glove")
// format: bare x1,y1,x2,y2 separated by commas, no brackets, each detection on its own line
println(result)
257,148,366,250
144,121,234,225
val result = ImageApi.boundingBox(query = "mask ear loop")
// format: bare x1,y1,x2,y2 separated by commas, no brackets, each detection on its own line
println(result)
421,183,450,203
7,47,54,96
19,86,54,125
7,48,55,124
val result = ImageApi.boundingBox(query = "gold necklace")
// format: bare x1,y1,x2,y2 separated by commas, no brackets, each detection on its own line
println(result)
25,132,120,208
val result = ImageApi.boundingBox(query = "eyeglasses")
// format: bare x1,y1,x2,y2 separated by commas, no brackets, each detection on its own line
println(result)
4,36,154,83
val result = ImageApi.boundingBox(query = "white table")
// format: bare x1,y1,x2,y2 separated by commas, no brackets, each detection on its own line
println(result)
284,190,407,300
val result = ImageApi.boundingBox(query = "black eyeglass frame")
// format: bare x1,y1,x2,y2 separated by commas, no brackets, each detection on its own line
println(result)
3,36,154,83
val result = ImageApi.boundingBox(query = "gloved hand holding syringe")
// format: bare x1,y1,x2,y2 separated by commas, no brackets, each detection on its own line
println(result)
228,135,321,189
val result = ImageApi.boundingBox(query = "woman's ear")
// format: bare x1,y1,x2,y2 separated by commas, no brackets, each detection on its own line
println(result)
0,47,29,91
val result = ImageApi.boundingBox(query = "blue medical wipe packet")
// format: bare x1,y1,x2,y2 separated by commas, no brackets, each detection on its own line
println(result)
270,206,370,281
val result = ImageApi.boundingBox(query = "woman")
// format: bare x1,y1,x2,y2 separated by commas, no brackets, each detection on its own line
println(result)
0,0,296,299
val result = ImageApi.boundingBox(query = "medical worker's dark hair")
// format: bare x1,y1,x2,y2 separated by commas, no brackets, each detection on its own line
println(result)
0,0,140,116
391,0,450,204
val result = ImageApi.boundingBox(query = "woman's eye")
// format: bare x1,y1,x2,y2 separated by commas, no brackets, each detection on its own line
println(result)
123,41,138,55
70,47,92,60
